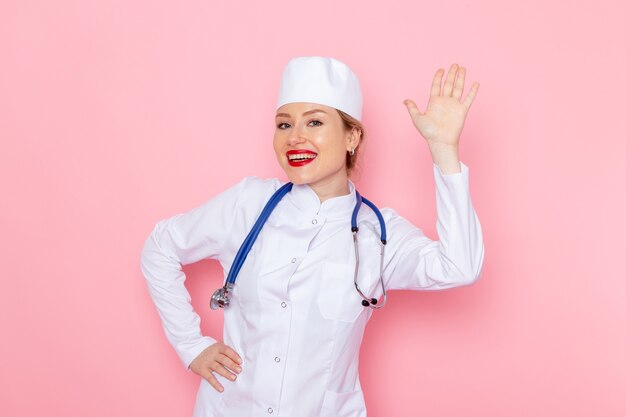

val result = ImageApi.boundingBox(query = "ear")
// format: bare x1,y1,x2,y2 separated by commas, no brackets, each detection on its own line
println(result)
346,127,362,151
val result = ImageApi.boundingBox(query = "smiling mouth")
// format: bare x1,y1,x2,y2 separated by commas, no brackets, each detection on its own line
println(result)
288,153,317,161
286,150,317,167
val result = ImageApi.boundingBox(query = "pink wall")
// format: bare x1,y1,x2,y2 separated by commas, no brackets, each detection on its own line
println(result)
1,0,624,416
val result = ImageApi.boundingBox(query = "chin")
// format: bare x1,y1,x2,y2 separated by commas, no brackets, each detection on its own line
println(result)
281,166,316,185
284,173,313,185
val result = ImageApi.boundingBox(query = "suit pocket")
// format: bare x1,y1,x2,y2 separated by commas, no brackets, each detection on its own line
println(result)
320,388,366,417
316,261,369,323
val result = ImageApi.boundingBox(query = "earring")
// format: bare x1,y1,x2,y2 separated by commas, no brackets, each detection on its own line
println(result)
349,148,355,156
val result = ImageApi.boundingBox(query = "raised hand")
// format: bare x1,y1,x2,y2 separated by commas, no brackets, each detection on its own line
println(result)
403,63,479,149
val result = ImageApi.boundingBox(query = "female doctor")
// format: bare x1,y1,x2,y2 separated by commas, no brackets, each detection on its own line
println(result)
140,56,484,417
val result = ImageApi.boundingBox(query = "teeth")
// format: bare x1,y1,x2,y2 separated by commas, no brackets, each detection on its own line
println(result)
288,153,317,161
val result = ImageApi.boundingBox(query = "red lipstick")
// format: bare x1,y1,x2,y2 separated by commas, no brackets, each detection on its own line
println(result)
286,150,317,167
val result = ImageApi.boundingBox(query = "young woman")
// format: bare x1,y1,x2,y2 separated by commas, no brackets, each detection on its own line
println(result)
141,56,484,417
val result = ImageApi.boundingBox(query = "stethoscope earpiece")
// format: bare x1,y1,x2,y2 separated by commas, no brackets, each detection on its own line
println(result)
361,296,379,308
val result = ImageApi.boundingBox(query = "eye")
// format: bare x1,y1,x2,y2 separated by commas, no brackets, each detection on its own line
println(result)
277,122,290,129
309,119,323,127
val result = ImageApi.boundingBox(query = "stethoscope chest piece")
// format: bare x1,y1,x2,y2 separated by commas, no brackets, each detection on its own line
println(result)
210,282,234,310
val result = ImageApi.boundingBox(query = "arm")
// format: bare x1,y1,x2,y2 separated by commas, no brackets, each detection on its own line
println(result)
140,178,247,371
385,63,483,289
383,160,484,290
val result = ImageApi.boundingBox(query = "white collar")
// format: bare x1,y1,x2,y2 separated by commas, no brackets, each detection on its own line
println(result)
286,180,357,220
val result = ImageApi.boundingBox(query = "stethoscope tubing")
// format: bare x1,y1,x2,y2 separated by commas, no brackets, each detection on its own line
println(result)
211,182,387,310
352,191,388,308
225,182,293,286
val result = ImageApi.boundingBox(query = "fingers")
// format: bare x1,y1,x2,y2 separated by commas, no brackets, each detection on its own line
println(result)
430,68,444,97
403,99,422,119
221,345,243,366
196,342,244,393
434,63,479,107
442,63,459,97
210,359,238,381
202,354,242,393
203,368,224,393
217,353,243,374
462,82,480,108
452,66,466,100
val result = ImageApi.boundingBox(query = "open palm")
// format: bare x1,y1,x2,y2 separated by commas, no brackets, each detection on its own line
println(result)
404,63,479,148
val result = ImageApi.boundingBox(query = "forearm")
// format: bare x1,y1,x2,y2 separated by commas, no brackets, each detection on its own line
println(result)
428,142,461,174
140,221,218,370
384,160,485,290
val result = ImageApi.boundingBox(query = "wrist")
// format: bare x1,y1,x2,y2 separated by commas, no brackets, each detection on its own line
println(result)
428,143,460,174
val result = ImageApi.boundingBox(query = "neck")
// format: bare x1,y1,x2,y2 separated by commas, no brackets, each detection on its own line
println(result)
308,176,351,203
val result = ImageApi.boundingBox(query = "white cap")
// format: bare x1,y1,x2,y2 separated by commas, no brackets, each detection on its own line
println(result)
276,56,363,121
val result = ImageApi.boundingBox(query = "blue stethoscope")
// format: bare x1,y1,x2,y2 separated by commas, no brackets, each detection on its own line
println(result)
210,182,388,310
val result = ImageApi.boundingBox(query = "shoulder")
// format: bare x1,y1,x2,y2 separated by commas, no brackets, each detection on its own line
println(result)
355,201,396,229
238,175,284,191
359,204,424,241
237,176,285,201
222,176,288,215
361,204,405,225
379,206,401,221
194,176,284,210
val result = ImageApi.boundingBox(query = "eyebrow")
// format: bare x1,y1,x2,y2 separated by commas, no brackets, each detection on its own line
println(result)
275,109,328,118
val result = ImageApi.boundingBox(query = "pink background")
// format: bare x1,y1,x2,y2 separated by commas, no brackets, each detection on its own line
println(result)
1,0,625,416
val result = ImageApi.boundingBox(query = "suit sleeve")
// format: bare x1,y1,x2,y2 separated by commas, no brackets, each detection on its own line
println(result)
383,161,485,290
140,177,248,370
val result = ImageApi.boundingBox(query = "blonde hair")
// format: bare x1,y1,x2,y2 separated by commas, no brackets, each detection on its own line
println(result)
336,109,365,175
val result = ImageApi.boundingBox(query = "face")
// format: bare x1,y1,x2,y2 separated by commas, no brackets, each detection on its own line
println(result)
274,102,359,193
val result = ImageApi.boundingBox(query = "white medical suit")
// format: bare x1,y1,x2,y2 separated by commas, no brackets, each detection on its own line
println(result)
140,161,485,417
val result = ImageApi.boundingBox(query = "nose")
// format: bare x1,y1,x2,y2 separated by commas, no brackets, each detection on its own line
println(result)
287,124,306,146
